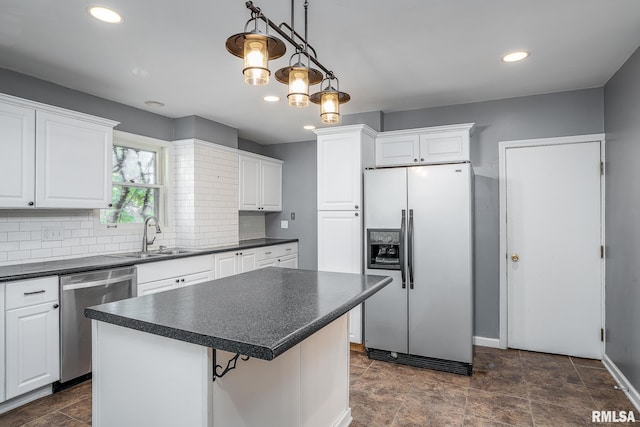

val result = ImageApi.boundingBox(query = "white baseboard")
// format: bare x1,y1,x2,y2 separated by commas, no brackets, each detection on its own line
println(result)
334,407,352,427
0,385,52,415
473,336,502,349
603,353,640,413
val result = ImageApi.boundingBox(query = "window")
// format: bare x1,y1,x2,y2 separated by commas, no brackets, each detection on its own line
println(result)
100,134,168,225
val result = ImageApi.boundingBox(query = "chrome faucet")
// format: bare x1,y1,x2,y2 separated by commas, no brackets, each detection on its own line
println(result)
142,216,161,253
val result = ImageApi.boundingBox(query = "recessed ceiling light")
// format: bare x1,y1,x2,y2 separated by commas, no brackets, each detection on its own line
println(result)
303,125,316,130
144,100,165,108
264,95,280,102
88,6,123,24
502,51,529,63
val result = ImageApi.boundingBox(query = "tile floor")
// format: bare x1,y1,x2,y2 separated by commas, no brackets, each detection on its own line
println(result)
0,346,636,426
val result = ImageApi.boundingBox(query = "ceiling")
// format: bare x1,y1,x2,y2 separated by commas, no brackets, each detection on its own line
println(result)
1,1,640,144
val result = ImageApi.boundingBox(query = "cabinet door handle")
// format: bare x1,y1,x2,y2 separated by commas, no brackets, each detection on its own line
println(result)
355,205,359,209
24,290,45,296
53,304,59,309
28,201,34,206
420,158,424,162
355,212,359,217
175,279,180,283
413,158,418,163
265,251,272,255
180,278,185,282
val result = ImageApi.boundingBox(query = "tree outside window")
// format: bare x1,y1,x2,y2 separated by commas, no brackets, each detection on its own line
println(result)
100,145,162,224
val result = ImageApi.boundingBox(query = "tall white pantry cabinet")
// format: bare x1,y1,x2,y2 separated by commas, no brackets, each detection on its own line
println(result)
315,125,376,344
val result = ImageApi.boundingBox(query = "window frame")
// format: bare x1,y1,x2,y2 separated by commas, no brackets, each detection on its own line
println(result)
94,131,173,232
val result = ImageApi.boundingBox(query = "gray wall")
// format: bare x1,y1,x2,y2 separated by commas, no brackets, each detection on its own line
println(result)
0,68,174,140
238,137,269,156
261,141,318,271
604,47,640,392
175,115,238,148
0,67,239,147
385,88,604,338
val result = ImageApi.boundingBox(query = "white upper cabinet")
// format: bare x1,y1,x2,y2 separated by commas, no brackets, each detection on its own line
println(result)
260,160,282,211
375,123,474,167
374,133,420,167
0,102,35,208
35,111,113,208
238,153,282,212
239,155,260,210
0,93,118,209
315,125,376,211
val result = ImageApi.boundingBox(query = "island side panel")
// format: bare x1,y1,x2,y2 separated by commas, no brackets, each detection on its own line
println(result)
301,314,351,427
91,321,212,427
211,314,350,427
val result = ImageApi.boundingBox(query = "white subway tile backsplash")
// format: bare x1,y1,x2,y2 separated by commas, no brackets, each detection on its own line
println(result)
30,248,53,259
8,231,31,241
19,240,42,250
0,223,18,232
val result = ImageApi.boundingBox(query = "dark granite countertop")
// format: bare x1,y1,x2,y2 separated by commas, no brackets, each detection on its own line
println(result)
85,268,392,360
0,238,298,283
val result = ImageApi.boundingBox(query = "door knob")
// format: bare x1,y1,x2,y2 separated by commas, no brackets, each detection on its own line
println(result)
511,253,520,262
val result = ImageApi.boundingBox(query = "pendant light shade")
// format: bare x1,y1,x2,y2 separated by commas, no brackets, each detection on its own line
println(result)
225,15,286,86
310,76,350,124
275,53,323,108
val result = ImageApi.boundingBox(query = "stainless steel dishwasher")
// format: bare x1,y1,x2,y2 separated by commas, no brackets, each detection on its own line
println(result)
57,266,136,388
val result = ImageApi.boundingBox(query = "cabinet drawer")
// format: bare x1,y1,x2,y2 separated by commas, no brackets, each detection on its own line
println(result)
6,276,58,310
137,255,213,284
276,243,298,257
255,246,278,261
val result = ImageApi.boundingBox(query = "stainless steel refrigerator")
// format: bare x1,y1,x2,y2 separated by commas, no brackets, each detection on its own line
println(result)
363,163,473,375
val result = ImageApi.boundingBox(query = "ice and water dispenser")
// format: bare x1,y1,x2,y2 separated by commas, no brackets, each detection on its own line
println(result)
367,229,402,270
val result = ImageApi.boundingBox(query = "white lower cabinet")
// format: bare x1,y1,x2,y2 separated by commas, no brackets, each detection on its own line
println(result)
214,249,257,279
136,255,213,296
4,276,59,400
255,243,299,269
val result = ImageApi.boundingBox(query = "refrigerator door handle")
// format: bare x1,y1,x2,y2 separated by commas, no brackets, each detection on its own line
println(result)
400,209,406,289
408,209,414,289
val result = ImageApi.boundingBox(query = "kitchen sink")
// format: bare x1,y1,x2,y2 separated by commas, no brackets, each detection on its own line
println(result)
108,248,200,259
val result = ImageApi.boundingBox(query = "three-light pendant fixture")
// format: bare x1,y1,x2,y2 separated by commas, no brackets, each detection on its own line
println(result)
225,0,350,125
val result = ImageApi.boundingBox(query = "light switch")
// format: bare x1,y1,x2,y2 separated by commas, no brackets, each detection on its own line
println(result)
291,212,296,220
280,220,289,229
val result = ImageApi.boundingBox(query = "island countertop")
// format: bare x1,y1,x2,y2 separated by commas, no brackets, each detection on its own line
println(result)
85,267,391,360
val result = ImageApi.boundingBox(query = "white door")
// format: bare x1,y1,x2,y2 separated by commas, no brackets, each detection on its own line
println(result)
239,155,260,210
0,102,35,208
506,141,602,358
6,302,60,399
239,250,257,273
317,132,361,211
215,252,239,278
260,161,282,211
35,111,112,208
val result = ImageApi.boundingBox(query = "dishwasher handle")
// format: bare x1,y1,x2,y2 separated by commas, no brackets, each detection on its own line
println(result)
62,274,136,291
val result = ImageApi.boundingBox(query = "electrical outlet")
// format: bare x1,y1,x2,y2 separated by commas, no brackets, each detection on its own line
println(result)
43,226,64,241
291,212,296,220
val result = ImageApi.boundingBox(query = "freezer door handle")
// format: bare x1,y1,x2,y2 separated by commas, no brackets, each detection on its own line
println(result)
408,209,414,289
400,209,406,289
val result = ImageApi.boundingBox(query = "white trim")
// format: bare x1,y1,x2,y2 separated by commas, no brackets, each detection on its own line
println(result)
332,408,352,427
603,354,640,413
238,150,283,164
375,122,476,138
498,133,606,350
0,92,119,127
313,124,378,138
473,336,502,349
0,385,52,415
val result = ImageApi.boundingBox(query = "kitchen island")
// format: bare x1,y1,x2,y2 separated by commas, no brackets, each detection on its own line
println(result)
85,267,391,427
